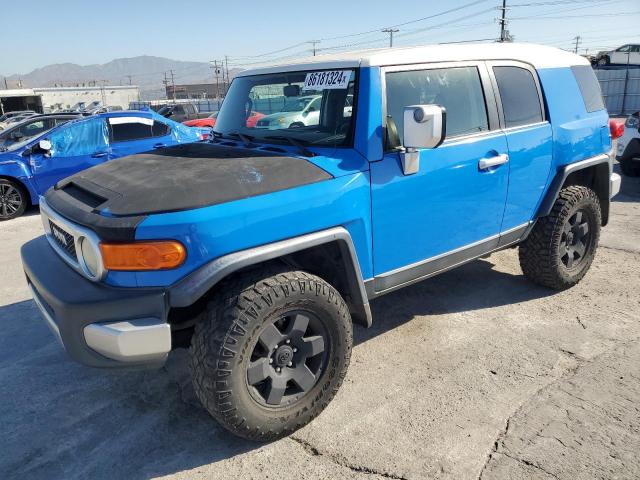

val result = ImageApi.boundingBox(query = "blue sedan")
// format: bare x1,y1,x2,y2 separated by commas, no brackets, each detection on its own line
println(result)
0,110,206,220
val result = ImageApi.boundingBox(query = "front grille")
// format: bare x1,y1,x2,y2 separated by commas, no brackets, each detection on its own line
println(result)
49,220,77,261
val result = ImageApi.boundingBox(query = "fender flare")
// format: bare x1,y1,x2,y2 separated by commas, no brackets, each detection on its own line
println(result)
168,227,373,327
536,154,611,219
0,159,39,205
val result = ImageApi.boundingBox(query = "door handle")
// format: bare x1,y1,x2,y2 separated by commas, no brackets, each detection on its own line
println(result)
153,143,167,149
91,151,108,158
478,153,509,170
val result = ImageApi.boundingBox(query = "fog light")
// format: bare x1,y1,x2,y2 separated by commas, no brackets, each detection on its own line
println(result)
80,237,100,277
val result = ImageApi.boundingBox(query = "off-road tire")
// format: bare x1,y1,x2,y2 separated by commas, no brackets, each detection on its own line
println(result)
519,185,601,290
619,156,640,177
190,266,352,441
0,179,28,220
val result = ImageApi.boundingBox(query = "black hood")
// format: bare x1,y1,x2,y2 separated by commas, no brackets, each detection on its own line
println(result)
45,142,333,240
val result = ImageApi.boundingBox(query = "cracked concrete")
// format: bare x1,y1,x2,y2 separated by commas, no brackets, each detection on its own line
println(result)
1,168,639,479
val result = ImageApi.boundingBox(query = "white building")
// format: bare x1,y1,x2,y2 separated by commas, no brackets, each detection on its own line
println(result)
0,85,140,114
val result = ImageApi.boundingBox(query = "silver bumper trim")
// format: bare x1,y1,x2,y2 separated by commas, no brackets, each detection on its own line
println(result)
83,318,171,363
610,172,621,198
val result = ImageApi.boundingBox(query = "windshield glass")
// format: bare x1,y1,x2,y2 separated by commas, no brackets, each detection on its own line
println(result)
214,69,356,147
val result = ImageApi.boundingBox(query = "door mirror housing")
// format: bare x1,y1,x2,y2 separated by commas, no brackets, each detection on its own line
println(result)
11,130,24,140
400,105,446,175
38,139,52,156
403,105,446,149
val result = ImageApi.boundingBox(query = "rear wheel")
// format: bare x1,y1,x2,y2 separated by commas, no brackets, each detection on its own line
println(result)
190,267,352,441
0,179,27,220
598,56,610,66
519,185,601,290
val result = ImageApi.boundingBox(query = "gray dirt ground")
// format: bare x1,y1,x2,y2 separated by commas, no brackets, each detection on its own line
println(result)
1,166,639,480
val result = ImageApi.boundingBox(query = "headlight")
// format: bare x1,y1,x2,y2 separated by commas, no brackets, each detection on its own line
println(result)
80,237,100,277
277,117,287,125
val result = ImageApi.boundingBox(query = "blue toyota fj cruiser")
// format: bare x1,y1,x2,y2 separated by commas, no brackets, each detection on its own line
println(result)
22,43,621,440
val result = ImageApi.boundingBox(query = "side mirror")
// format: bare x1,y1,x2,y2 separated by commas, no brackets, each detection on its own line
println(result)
400,105,446,175
38,139,52,156
11,130,24,140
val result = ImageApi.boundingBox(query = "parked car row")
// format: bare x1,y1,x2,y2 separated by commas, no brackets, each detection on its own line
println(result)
0,110,39,130
0,110,209,220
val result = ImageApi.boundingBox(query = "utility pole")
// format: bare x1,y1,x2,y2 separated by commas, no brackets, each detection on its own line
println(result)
211,60,221,108
224,55,230,96
382,28,399,48
125,75,133,85
308,40,321,56
498,0,509,42
2,77,7,89
169,69,176,101
573,35,581,54
162,72,169,100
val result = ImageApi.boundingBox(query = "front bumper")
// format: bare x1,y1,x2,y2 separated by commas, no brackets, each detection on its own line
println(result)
22,236,171,368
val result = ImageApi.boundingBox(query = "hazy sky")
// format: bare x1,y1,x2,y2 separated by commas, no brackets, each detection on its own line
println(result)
1,0,638,75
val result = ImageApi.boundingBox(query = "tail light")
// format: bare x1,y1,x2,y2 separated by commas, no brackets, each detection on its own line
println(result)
609,119,625,140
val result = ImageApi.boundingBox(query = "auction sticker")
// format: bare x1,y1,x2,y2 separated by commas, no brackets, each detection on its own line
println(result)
303,70,352,90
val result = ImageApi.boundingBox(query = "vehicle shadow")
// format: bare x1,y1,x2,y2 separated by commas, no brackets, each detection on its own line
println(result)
1,255,553,479
613,162,640,201
355,255,553,346
0,300,259,480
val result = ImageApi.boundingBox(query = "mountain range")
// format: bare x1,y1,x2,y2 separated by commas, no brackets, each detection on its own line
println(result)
1,56,242,99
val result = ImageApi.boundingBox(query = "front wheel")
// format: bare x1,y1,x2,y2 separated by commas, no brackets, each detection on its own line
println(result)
190,267,352,441
519,185,601,290
598,56,610,66
0,179,27,220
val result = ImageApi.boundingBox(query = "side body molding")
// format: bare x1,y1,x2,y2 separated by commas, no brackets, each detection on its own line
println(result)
536,154,611,220
168,227,373,327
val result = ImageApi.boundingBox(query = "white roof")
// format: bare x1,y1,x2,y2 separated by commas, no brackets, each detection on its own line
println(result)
239,43,589,76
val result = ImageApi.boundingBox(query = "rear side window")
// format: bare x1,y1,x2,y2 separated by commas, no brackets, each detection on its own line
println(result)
385,66,489,141
571,65,605,113
109,118,154,142
493,66,543,128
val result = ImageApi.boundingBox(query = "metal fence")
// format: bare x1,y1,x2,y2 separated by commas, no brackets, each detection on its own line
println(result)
595,66,640,116
129,99,221,113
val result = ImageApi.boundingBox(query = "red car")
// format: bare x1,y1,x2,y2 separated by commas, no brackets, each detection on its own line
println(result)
182,111,265,129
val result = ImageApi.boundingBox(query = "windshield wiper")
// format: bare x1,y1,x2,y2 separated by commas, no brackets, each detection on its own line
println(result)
263,135,315,157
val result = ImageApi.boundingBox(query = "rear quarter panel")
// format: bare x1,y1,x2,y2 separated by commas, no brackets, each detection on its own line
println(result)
536,66,611,202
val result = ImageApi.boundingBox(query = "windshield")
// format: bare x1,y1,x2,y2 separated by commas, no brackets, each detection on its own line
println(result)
214,69,356,148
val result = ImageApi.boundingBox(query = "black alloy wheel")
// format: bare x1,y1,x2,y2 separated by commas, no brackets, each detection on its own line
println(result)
247,311,328,407
190,267,352,441
559,209,592,270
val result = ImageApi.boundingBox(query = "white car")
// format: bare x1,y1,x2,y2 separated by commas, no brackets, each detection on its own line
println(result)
616,112,640,176
254,96,322,130
597,44,640,66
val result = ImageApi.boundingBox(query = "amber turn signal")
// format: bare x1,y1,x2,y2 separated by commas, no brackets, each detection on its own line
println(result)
100,241,186,271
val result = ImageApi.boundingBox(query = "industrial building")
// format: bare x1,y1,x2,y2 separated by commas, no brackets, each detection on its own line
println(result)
0,85,140,114
165,83,225,100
